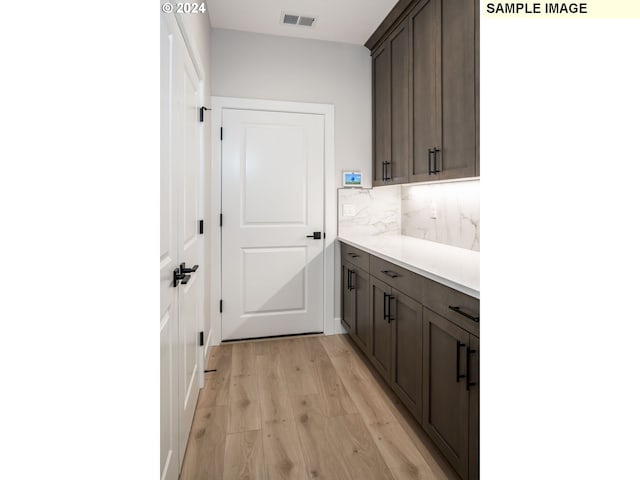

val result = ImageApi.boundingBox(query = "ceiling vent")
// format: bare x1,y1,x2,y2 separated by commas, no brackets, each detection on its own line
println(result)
281,12,317,28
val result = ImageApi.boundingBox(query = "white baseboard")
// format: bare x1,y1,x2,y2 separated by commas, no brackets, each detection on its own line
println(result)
332,317,348,335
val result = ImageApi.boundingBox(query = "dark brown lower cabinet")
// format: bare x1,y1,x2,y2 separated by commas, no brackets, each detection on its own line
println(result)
342,261,371,354
390,291,423,420
423,306,479,480
370,277,393,380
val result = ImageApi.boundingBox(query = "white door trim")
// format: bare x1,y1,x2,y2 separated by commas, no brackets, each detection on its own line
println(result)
210,96,336,345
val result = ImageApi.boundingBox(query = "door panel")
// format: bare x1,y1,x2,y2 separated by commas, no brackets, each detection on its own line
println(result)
370,277,392,381
391,291,422,419
176,33,202,463
389,21,410,184
221,109,325,341
160,12,180,480
372,45,390,186
352,265,371,353
410,0,441,181
423,307,469,479
441,0,477,180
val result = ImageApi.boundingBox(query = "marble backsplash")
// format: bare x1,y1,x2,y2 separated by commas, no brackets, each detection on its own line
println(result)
402,181,480,251
337,185,401,237
338,180,480,251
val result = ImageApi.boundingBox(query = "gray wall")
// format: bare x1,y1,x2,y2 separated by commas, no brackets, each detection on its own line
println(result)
211,28,373,322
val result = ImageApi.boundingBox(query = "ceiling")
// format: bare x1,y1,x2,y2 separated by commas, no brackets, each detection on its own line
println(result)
206,0,399,45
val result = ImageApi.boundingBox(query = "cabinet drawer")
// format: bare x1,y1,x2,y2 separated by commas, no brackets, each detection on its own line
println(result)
423,276,479,336
340,243,370,272
370,255,422,302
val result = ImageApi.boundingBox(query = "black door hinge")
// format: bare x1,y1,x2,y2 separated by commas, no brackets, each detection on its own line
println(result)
199,106,210,123
199,331,204,346
199,220,204,235
219,213,223,227
220,127,223,140
219,299,223,313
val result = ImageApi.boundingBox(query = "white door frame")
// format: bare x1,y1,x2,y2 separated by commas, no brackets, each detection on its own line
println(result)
209,97,336,346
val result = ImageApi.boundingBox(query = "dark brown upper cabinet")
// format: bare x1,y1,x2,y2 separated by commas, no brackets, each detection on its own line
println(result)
372,20,410,186
367,0,478,184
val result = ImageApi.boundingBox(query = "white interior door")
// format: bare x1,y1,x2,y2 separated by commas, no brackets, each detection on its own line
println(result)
159,11,180,480
221,108,325,341
176,35,202,463
160,10,203,480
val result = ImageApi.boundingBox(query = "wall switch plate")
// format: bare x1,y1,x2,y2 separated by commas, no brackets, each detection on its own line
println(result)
342,204,356,217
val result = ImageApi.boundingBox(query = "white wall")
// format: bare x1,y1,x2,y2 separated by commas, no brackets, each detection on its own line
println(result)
211,28,372,188
174,13,213,346
211,28,372,323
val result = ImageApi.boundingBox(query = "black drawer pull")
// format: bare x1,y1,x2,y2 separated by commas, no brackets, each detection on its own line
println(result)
448,305,479,322
388,295,395,322
381,270,400,279
456,341,466,382
466,347,477,391
383,292,389,321
348,252,359,258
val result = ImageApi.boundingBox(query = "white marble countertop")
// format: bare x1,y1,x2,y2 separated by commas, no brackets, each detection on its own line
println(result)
338,234,480,299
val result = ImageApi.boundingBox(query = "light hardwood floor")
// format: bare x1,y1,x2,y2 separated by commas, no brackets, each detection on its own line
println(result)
180,334,458,480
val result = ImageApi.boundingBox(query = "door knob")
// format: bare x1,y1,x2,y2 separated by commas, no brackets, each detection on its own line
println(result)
180,262,199,274
306,232,322,240
173,268,191,287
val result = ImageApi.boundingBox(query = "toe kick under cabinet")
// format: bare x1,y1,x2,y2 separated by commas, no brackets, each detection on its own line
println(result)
340,241,479,480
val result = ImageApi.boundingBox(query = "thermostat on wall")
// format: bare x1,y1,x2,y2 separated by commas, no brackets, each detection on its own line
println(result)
342,171,362,187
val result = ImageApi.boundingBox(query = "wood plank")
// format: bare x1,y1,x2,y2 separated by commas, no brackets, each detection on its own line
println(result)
367,420,438,480
257,352,295,425
305,338,358,417
330,348,396,425
197,344,232,408
231,341,256,376
262,421,309,480
290,394,351,480
327,414,395,480
223,430,266,480
180,405,227,480
228,374,261,433
318,334,352,358
280,338,319,396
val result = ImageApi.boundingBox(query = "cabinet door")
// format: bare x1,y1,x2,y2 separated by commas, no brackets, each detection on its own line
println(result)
468,334,479,480
422,307,470,479
351,265,371,354
388,20,410,184
440,0,477,180
372,44,391,186
341,263,354,335
370,277,393,381
409,0,441,183
390,290,422,420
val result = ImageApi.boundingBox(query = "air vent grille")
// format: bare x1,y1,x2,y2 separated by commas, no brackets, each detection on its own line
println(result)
281,12,317,28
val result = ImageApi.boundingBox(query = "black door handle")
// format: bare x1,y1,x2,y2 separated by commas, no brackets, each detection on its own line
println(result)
456,340,466,382
466,346,477,390
428,148,434,175
432,148,441,174
448,306,479,322
383,292,389,322
180,262,199,274
173,268,191,287
306,232,322,239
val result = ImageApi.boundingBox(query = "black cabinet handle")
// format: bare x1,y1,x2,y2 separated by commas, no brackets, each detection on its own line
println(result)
346,269,352,291
388,295,395,322
432,148,440,174
381,269,400,279
456,340,466,382
382,161,387,181
306,232,322,240
383,292,389,322
180,262,199,274
466,346,477,391
448,305,479,322
386,161,392,180
348,252,359,258
428,148,434,175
